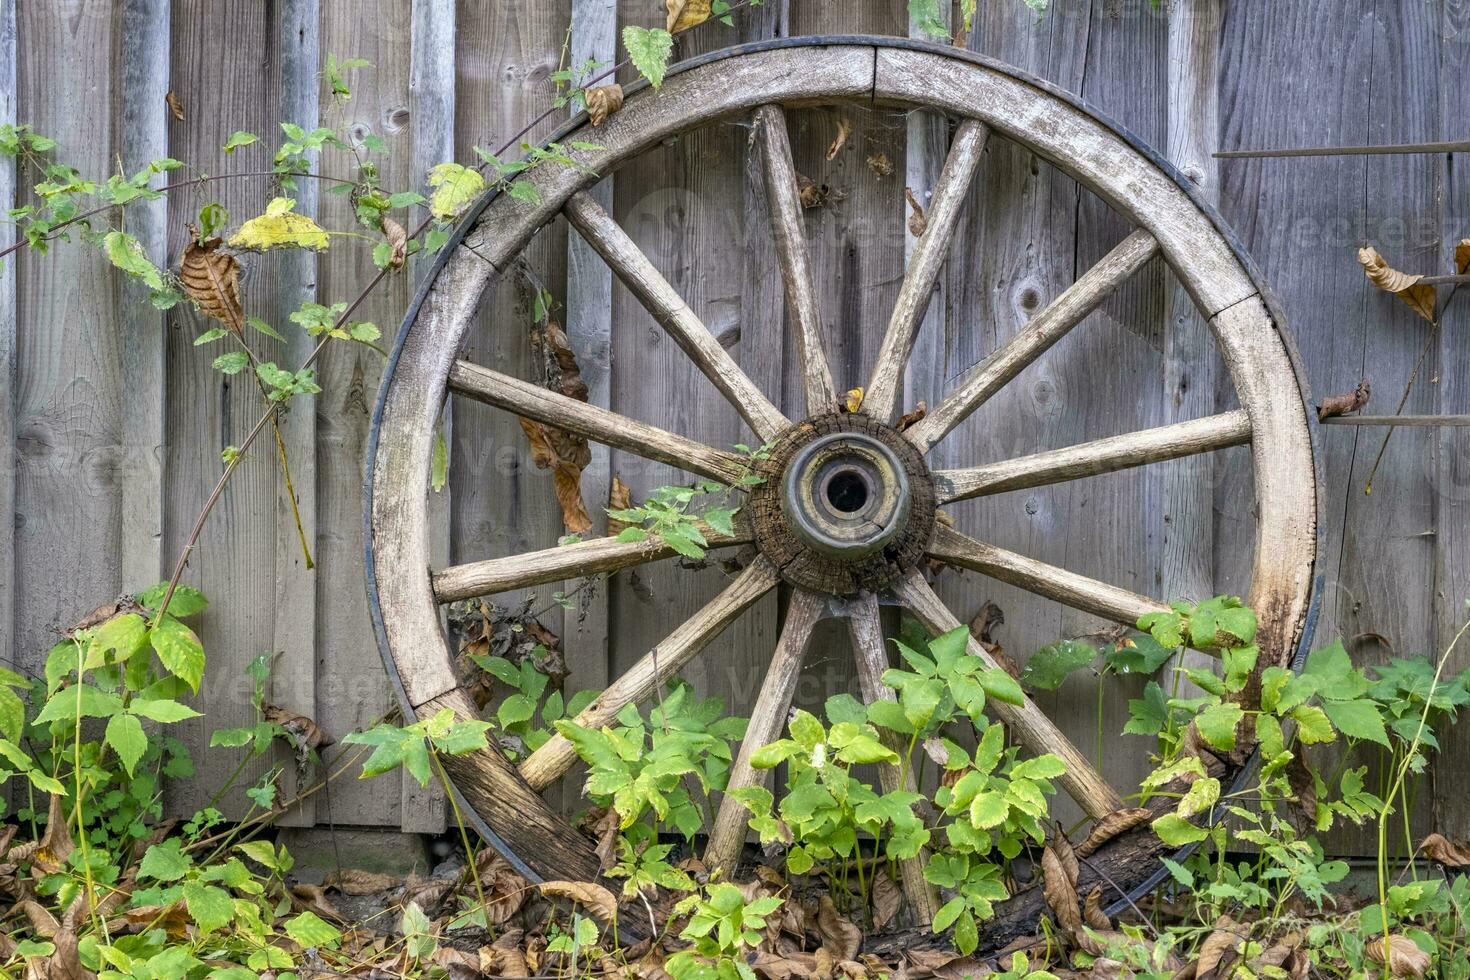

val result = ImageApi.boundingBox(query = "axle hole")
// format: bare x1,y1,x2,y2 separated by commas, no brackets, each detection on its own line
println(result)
826,470,870,513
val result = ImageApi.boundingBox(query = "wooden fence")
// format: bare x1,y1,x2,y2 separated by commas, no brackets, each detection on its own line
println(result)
1,0,1467,853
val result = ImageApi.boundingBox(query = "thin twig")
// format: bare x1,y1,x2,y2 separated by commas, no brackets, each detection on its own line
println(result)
1215,140,1470,159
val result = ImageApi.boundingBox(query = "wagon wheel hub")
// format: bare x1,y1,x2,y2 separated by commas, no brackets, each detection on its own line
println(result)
751,415,935,595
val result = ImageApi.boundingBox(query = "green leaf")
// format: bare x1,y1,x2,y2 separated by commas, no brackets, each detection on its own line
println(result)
34,683,123,723
151,615,206,692
130,698,202,723
1322,699,1388,746
1021,640,1096,691
427,163,486,221
223,131,259,153
248,315,286,341
497,693,537,728
1177,775,1220,819
623,26,675,88
103,230,165,291
1194,701,1244,752
1123,681,1168,737
1290,704,1336,745
90,612,150,662
979,667,1025,707
211,351,249,375
907,0,950,39
1010,754,1067,781
183,881,235,933
285,910,343,949
106,713,148,775
139,840,193,882
137,582,209,617
0,687,24,742
968,791,1009,829
1151,813,1208,846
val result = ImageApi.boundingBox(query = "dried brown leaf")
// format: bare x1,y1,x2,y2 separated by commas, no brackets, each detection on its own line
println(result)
539,879,619,925
1365,935,1431,978
1420,831,1470,867
905,187,927,237
180,235,246,334
1040,838,1082,934
1082,886,1111,931
522,319,594,533
753,950,816,980
14,900,59,938
166,90,185,121
815,895,860,962
826,118,853,161
322,868,400,895
1195,914,1244,978
291,882,347,922
606,476,634,538
866,153,893,178
896,401,927,432
263,703,335,749
1456,239,1470,275
382,217,408,270
871,866,902,931
1318,378,1371,420
47,919,87,980
1075,807,1153,858
797,174,824,209
666,0,710,31
491,929,530,978
34,794,75,876
586,84,625,127
1358,245,1436,324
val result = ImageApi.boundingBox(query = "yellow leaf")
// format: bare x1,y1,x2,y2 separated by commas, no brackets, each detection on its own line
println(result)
1456,238,1470,275
1358,245,1435,324
845,387,864,413
229,197,330,251
428,163,487,221
666,0,710,32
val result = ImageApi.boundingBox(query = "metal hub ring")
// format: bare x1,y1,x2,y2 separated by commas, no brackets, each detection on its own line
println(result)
781,432,912,559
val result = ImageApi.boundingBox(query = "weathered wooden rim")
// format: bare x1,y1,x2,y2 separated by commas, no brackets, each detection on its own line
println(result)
364,35,1326,902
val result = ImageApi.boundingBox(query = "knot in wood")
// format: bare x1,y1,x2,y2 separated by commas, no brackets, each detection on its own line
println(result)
749,414,935,596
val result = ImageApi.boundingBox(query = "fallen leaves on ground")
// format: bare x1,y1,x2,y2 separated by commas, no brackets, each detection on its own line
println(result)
539,879,619,926
1075,807,1153,857
1365,934,1432,978
1420,831,1470,867
322,868,401,895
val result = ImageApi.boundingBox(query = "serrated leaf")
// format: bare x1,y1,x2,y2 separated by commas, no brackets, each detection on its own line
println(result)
1021,640,1096,691
106,713,148,775
230,197,330,251
1291,704,1336,745
428,163,487,221
151,616,206,692
284,910,342,949
1152,812,1208,846
1195,701,1243,751
1323,699,1388,746
623,26,675,88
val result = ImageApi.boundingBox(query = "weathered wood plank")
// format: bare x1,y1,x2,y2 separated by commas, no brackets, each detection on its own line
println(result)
561,0,616,817
164,0,284,818
269,0,320,831
404,0,457,835
117,0,169,595
0,0,16,676
14,1,121,672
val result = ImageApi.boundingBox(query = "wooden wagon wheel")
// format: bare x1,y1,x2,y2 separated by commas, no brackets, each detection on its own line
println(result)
366,36,1319,939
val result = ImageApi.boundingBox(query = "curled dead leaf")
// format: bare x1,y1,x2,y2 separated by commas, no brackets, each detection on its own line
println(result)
166,90,185,121
871,866,902,931
606,476,634,538
539,879,619,925
826,117,853,161
263,703,334,749
896,401,927,432
522,319,594,533
491,929,530,978
1318,378,1371,420
1457,238,1470,275
797,174,824,209
34,794,75,876
382,217,408,270
1083,886,1111,930
905,187,927,238
1195,914,1245,978
291,882,347,922
816,895,861,962
180,234,246,335
1365,934,1430,979
844,387,864,414
1358,245,1436,324
1040,835,1082,934
666,0,711,32
1075,807,1153,857
14,899,59,938
1420,831,1470,867
586,84,625,127
866,153,893,178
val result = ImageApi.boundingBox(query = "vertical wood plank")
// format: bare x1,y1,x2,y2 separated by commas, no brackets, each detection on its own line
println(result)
14,0,121,676
1433,11,1470,840
164,0,283,817
561,0,616,813
269,0,320,830
403,0,456,833
0,0,15,674
1218,0,1440,853
117,0,169,594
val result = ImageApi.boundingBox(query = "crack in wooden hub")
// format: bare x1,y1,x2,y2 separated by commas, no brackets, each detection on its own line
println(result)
749,414,935,595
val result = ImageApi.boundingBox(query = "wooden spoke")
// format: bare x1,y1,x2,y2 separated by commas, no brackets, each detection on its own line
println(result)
934,410,1252,504
894,571,1124,819
432,526,752,604
448,359,748,485
927,523,1169,631
755,105,837,415
519,557,780,790
864,120,989,423
907,229,1161,453
845,592,941,925
564,191,788,441
705,589,826,876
